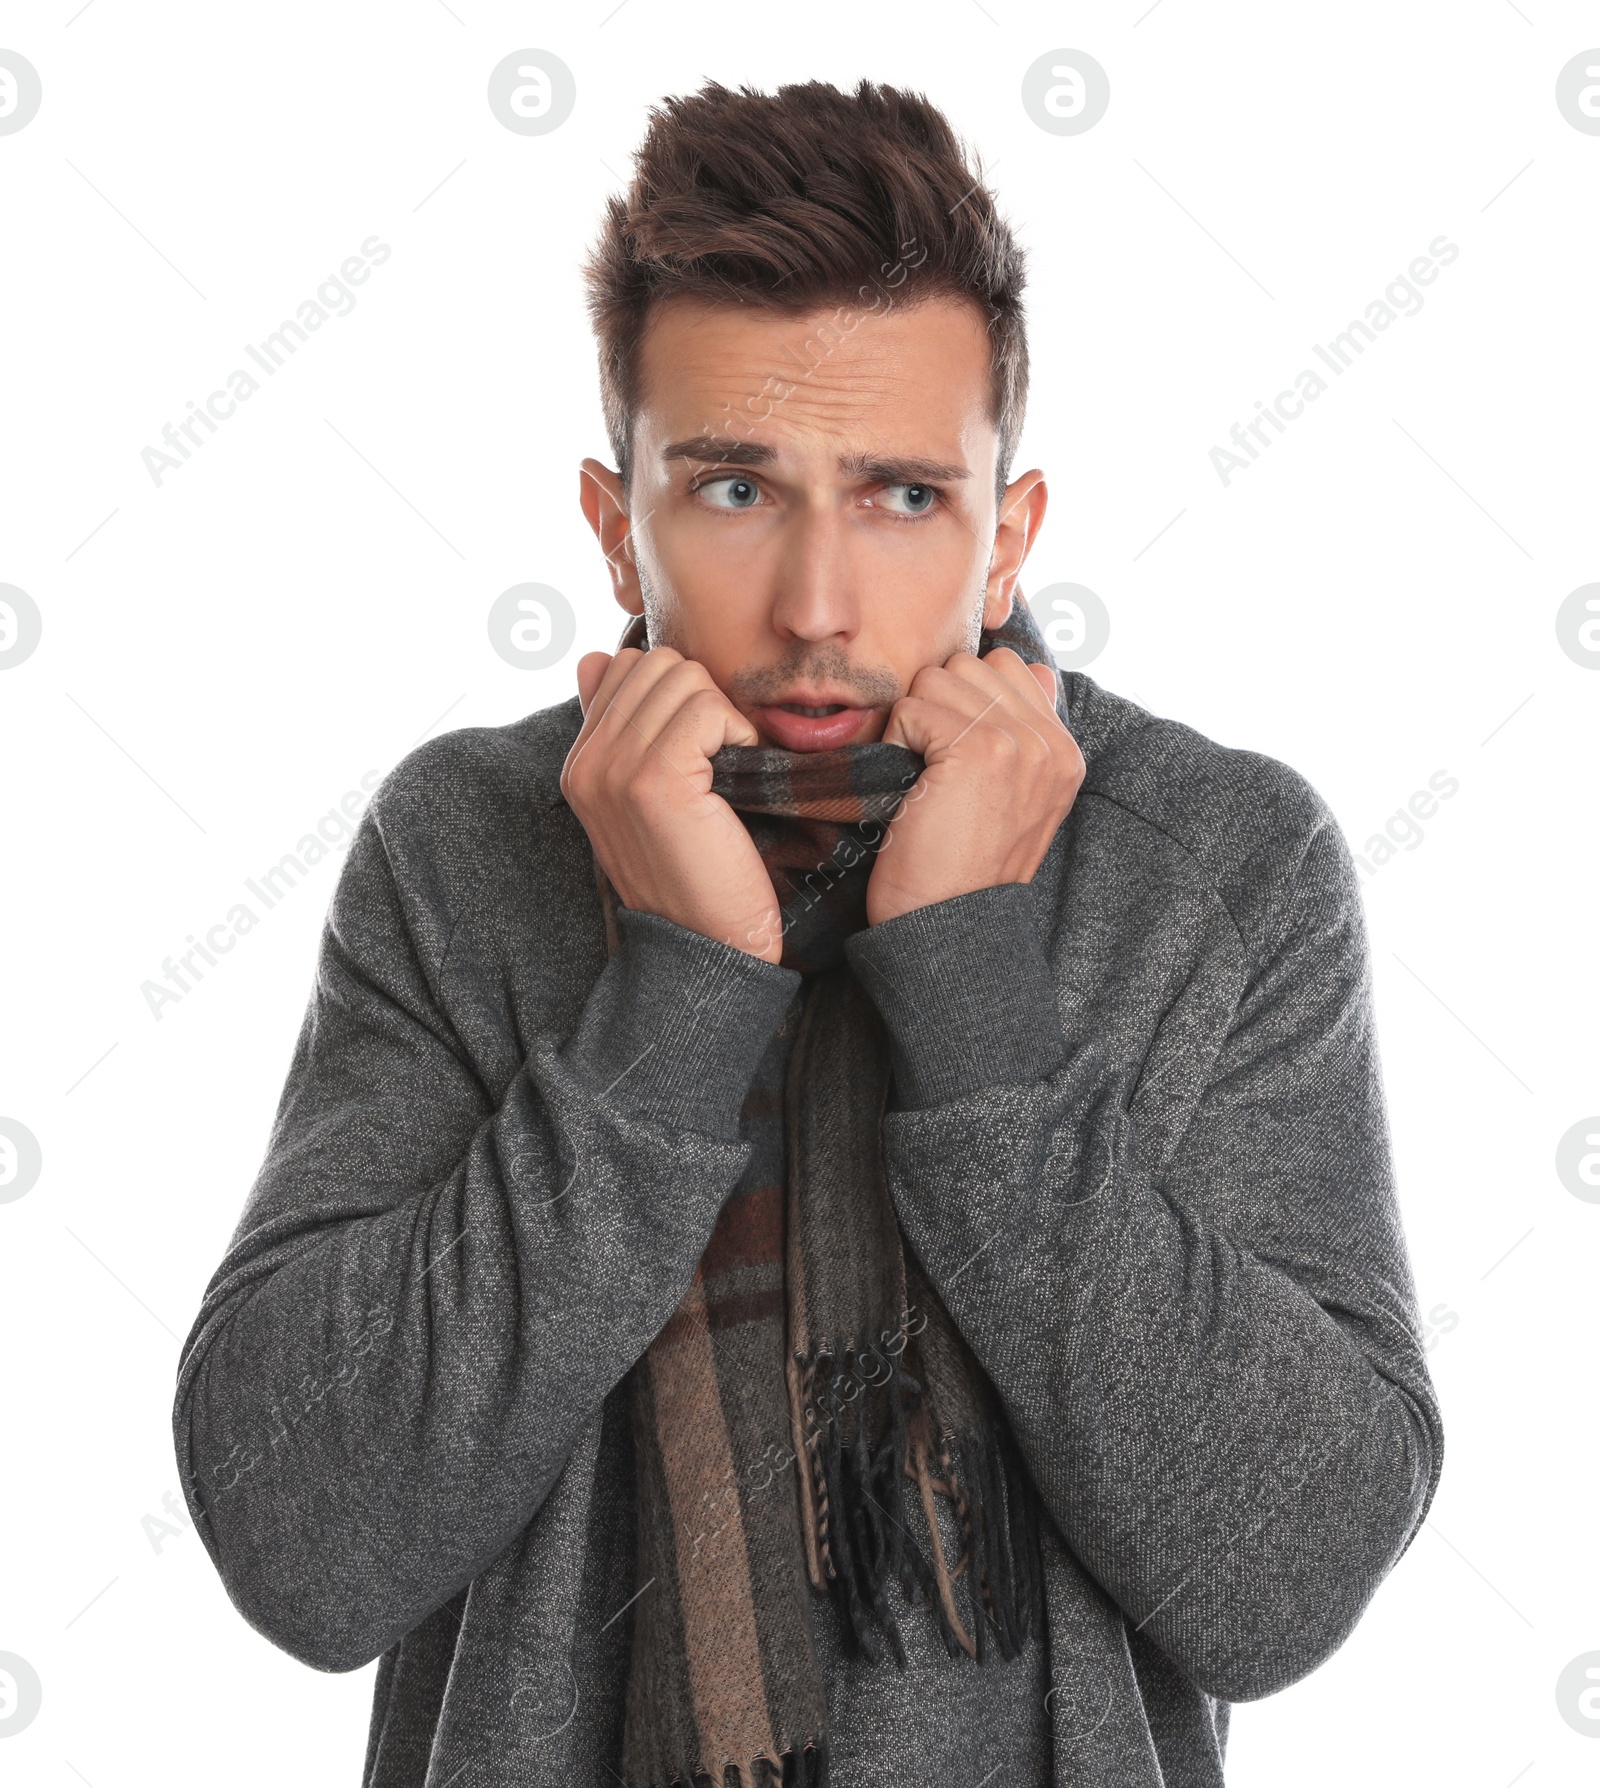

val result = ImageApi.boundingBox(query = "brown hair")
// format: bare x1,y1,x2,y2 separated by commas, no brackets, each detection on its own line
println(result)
583,78,1029,507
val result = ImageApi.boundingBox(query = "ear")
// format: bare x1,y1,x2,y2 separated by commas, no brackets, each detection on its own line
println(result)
982,469,1048,631
579,457,644,618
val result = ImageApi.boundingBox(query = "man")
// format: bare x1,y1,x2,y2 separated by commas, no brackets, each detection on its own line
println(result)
173,78,1442,1788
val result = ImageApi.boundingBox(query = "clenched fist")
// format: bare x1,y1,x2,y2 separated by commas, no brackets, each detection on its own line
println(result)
561,645,786,964
868,646,1085,926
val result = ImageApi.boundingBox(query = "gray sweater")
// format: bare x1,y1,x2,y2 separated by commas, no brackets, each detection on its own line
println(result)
172,668,1443,1787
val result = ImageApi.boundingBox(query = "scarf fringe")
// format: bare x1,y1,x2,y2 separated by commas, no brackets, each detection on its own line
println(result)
797,1332,1044,1671
641,1737,830,1788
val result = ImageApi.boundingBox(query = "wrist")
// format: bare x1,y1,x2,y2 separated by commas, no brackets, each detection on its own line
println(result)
564,904,801,1136
845,883,1069,1109
867,871,1032,929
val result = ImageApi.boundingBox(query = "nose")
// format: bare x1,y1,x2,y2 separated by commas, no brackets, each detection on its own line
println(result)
766,493,859,647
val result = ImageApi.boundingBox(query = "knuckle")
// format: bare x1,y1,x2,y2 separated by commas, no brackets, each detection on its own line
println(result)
599,758,636,803
982,723,1020,758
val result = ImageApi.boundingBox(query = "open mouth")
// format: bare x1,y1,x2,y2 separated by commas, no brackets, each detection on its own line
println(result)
754,700,875,752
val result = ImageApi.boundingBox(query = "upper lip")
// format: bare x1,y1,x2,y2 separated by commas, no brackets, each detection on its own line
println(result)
758,688,873,709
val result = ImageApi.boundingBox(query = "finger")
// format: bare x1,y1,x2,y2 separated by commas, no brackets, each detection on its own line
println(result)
575,651,612,717
566,644,666,767
909,651,1057,737
973,646,1064,720
1026,661,1059,706
880,690,1015,758
878,659,986,754
983,647,1053,700
883,655,1069,760
568,650,675,775
622,656,763,767
568,649,635,762
965,649,1071,740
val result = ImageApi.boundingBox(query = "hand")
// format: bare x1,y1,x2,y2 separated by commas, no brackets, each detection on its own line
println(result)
867,647,1085,927
561,644,786,963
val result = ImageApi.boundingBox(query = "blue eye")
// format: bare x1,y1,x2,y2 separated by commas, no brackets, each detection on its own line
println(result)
879,483,938,516
697,475,762,509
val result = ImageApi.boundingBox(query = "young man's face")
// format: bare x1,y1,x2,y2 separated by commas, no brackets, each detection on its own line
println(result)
579,293,1048,750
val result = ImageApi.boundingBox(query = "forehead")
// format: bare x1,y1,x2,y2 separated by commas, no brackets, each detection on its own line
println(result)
632,293,997,464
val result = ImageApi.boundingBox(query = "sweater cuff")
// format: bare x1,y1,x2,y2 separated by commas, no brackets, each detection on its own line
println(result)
562,904,801,1140
843,883,1069,1110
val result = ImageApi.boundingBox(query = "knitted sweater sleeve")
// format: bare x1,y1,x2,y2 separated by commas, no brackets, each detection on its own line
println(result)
171,795,799,1674
842,796,1443,1703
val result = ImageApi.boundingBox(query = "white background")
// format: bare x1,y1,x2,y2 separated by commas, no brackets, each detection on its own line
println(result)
2,3,1596,1785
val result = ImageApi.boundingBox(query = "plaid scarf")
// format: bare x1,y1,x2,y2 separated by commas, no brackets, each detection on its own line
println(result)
596,603,1059,1788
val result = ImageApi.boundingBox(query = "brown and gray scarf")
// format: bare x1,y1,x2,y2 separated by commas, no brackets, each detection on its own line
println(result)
595,603,1062,1788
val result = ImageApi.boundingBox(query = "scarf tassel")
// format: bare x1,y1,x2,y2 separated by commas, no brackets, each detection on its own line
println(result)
799,1333,1044,1673
646,1737,830,1788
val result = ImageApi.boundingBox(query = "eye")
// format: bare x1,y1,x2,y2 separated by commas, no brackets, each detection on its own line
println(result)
876,482,940,518
694,474,763,510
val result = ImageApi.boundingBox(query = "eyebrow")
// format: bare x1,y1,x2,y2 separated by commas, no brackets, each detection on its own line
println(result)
660,435,971,483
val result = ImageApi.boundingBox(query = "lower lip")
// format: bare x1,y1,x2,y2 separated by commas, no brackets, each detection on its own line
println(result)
754,704,875,751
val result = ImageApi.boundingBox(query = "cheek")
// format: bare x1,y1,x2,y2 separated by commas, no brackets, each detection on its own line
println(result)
859,525,989,611
638,521,769,648
644,510,764,602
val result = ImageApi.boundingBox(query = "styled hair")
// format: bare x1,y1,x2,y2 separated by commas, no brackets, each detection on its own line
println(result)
583,78,1029,508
